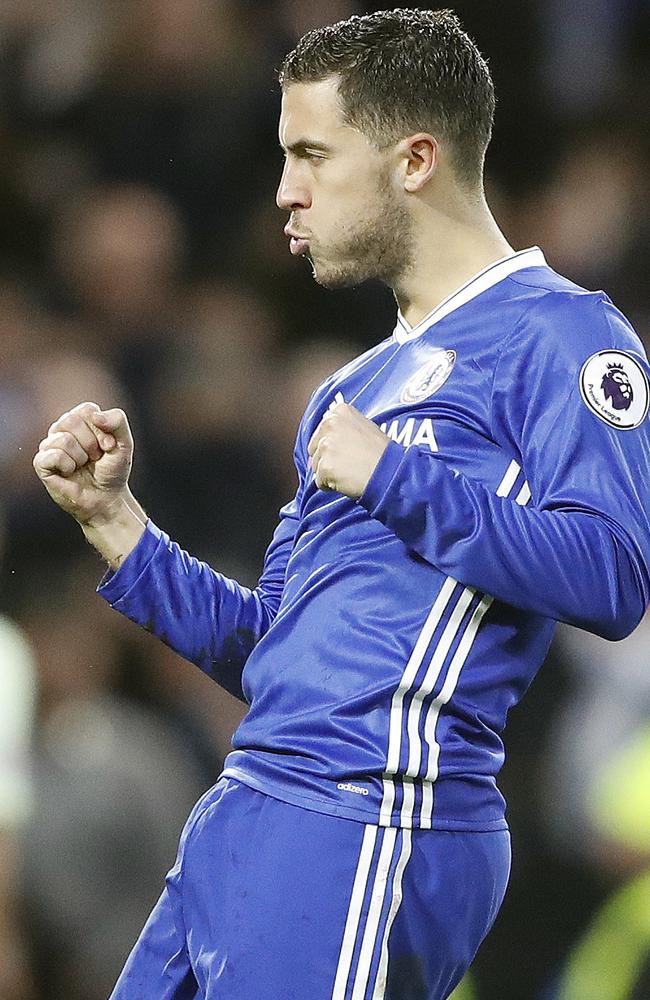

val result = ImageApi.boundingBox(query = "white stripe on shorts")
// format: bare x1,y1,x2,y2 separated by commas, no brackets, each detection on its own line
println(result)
350,828,399,1000
331,825,378,1000
371,830,413,999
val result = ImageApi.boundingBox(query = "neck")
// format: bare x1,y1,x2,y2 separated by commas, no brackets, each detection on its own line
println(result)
394,188,514,327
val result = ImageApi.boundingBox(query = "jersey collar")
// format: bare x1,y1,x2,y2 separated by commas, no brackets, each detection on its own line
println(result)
393,246,547,344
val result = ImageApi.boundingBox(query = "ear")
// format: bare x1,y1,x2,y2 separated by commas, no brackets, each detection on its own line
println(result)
401,133,438,193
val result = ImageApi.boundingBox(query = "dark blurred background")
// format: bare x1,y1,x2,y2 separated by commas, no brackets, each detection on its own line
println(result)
1,2,649,998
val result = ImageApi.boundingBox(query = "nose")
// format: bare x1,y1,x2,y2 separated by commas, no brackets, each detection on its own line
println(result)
276,160,311,211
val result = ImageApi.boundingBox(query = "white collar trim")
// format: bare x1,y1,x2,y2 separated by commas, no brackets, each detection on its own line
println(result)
393,246,547,344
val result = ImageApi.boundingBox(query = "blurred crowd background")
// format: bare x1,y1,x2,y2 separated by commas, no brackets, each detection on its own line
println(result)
1,1,649,998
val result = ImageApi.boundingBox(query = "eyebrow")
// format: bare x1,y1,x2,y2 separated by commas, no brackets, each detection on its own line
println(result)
280,138,332,155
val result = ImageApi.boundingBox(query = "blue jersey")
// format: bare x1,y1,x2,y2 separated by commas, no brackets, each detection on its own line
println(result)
99,247,650,831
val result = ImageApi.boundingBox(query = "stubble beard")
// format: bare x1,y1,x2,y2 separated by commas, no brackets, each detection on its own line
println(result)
306,175,414,291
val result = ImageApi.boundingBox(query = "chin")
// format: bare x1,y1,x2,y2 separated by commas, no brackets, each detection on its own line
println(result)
309,256,372,290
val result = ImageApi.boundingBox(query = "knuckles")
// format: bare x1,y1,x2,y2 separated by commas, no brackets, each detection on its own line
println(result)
309,402,355,454
74,401,101,418
52,431,75,450
39,431,82,457
48,401,100,434
313,458,335,491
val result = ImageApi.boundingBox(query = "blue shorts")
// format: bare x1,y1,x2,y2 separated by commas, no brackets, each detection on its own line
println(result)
110,777,510,1000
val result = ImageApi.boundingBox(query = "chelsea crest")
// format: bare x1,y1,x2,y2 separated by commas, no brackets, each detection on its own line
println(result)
400,349,456,404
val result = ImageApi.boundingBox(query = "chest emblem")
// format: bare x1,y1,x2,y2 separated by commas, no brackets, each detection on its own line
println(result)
400,349,456,404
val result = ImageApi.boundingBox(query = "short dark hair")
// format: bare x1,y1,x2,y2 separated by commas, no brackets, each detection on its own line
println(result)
279,8,495,187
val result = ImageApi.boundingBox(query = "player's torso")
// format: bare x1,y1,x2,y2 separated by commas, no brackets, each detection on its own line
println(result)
226,272,553,828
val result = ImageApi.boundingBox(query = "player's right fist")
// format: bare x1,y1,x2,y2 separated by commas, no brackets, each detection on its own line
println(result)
33,401,134,526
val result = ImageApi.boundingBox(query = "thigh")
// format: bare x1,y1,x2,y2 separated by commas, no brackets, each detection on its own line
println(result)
384,828,512,1000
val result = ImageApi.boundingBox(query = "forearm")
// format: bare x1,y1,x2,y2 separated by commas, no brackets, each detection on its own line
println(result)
360,442,649,639
98,522,275,699
81,489,147,570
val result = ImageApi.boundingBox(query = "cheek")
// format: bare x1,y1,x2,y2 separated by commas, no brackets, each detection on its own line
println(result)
317,160,377,207
321,183,382,235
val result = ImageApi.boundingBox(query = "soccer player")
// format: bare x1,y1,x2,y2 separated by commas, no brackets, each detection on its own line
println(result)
33,9,650,1000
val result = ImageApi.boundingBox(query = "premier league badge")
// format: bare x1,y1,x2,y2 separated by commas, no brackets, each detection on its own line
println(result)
401,349,456,404
580,350,650,430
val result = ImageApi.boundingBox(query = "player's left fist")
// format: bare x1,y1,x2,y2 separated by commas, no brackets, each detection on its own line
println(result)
307,402,389,498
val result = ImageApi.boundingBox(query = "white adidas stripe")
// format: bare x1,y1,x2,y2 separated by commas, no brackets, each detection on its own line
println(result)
418,461,532,825
331,825,378,1000
399,777,416,829
425,593,495,783
371,831,412,1000
391,582,482,828
405,586,476,779
515,480,531,505
385,576,457,775
497,458,531,506
379,454,531,829
351,828,399,1000
421,593,494,827
496,458,520,497
380,577,457,825
402,586,484,828
332,827,405,1000
379,776,397,828
421,780,433,826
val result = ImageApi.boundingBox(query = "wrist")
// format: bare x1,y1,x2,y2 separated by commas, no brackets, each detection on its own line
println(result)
83,488,145,529
82,492,147,570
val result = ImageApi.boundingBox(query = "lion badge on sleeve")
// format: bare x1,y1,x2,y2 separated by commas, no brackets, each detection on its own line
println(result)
580,350,649,430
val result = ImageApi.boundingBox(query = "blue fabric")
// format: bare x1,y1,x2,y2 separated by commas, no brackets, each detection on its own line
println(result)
110,778,510,1000
99,252,650,831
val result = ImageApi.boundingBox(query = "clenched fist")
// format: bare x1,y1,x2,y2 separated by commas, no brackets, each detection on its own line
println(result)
33,401,134,527
307,402,389,498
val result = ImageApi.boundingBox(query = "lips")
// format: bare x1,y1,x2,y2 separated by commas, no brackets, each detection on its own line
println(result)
284,224,310,256
289,236,309,256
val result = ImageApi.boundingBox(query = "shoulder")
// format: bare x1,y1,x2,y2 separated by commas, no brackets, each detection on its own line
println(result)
493,269,650,435
501,267,646,373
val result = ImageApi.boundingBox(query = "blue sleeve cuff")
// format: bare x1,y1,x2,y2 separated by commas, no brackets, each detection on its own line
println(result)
357,439,408,515
97,520,165,606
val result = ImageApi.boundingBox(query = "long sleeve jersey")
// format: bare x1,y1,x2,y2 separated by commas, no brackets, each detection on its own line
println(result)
99,247,650,830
